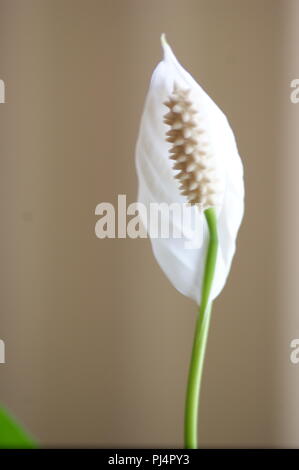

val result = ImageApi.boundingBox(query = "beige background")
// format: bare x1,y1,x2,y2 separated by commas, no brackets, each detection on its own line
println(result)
0,0,297,447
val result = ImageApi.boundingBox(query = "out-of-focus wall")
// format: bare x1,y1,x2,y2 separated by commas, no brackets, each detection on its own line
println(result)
0,0,293,447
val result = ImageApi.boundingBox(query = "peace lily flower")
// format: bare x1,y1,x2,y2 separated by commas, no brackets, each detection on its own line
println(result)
135,35,244,449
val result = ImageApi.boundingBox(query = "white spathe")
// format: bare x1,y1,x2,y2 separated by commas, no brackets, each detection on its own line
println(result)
135,36,244,305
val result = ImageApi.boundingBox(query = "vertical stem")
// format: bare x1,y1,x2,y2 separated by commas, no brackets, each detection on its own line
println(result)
184,207,218,449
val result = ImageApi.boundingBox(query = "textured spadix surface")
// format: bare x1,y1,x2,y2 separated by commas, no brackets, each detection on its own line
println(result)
135,38,244,304
164,84,222,208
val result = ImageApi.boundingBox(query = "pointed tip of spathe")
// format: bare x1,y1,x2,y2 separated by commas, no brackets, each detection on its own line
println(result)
161,33,168,47
160,33,177,66
160,33,170,59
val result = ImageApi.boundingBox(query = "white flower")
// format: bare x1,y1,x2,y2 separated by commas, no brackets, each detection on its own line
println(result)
135,35,244,305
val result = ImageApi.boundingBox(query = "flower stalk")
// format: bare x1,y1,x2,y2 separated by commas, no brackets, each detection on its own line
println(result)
184,207,218,449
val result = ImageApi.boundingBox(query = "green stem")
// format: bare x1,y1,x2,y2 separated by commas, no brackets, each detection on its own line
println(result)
184,207,218,449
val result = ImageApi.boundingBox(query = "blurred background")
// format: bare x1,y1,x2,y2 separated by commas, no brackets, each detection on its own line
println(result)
0,0,298,447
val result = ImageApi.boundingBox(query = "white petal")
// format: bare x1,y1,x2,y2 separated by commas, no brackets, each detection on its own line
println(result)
135,36,244,305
